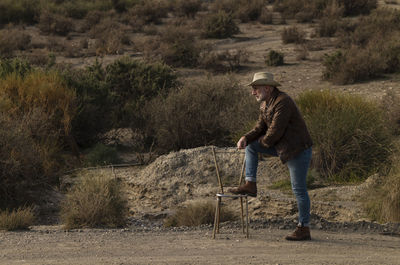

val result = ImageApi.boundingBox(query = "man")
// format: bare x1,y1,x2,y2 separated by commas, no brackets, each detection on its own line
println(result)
229,72,313,241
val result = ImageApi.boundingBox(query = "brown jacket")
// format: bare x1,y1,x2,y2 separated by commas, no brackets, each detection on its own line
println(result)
244,88,313,163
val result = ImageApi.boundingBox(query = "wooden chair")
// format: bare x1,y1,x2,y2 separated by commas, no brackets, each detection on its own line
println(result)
211,147,249,239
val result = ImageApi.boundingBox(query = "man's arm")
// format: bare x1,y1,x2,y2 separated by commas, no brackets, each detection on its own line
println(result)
243,112,267,144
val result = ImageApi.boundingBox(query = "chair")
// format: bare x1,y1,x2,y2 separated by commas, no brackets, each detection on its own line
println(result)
211,146,249,239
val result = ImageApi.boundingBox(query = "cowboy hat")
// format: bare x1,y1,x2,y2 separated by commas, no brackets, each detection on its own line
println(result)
247,72,281,87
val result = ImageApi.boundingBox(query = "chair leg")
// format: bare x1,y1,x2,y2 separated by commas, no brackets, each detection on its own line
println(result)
216,197,221,233
212,197,219,239
240,197,245,233
245,196,249,238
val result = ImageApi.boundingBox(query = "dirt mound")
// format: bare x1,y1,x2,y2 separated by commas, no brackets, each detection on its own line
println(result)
121,146,371,223
123,146,287,217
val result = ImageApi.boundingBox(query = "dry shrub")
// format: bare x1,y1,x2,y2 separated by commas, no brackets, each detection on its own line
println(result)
0,71,76,134
0,206,35,230
235,0,265,22
60,171,128,229
146,25,202,67
200,48,249,72
0,27,31,58
89,18,129,55
273,0,376,20
362,144,400,223
201,11,239,39
38,10,74,36
296,90,392,182
81,10,105,32
316,17,342,37
129,0,170,25
164,200,236,227
0,0,40,25
174,0,202,18
295,44,309,60
259,7,273,24
281,26,306,44
0,111,61,208
265,50,284,66
323,35,400,84
381,91,400,135
211,0,264,22
146,75,257,151
336,0,377,16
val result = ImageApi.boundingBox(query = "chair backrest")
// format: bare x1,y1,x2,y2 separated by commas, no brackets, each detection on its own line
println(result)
211,146,246,194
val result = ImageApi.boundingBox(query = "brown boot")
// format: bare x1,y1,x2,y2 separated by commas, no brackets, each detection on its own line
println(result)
285,226,311,241
228,181,257,197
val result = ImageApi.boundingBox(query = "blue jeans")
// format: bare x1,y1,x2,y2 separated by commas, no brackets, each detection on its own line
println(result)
245,140,312,226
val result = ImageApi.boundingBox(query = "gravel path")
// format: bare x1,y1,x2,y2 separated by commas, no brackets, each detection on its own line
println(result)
1,225,400,265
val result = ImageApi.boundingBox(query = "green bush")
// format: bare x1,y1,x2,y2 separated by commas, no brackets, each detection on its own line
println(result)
104,58,178,128
164,200,236,227
62,62,113,147
0,58,32,79
202,11,240,39
281,26,306,44
296,90,392,182
265,50,284,66
84,143,122,166
146,75,257,151
60,171,128,229
0,206,35,231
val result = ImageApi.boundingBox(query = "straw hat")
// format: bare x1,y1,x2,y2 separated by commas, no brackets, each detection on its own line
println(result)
247,72,281,87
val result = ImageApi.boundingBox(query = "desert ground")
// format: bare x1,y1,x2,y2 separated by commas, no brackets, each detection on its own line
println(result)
1,225,400,264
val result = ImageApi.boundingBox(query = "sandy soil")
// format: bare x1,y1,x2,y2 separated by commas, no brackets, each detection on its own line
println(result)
1,226,400,265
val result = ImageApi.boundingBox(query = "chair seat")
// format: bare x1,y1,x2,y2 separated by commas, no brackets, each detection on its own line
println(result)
216,193,248,198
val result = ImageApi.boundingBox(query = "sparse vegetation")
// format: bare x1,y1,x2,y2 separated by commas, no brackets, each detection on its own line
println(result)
0,206,35,231
164,200,236,227
202,11,239,39
84,143,122,166
147,75,257,151
281,26,306,44
297,90,393,182
60,171,128,229
265,50,284,66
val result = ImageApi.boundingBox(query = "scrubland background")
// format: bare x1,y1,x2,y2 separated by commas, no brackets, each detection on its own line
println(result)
1,0,400,230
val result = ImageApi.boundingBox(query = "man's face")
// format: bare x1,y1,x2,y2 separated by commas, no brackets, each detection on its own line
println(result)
251,85,272,102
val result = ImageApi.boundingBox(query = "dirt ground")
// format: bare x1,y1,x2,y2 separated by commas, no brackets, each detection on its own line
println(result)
1,226,400,265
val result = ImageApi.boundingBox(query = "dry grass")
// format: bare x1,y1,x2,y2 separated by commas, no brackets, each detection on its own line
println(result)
164,200,236,227
0,206,35,231
297,90,393,182
60,171,128,229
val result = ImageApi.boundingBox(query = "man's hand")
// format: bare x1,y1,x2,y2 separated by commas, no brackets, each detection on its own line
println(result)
237,136,247,149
